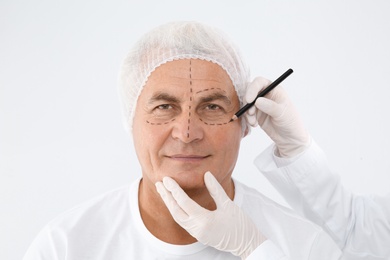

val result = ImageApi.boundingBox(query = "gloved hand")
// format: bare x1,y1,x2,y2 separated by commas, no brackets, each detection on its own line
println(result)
155,171,266,259
245,76,310,157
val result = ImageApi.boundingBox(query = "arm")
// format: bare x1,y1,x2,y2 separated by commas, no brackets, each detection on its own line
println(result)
255,141,390,259
247,76,390,259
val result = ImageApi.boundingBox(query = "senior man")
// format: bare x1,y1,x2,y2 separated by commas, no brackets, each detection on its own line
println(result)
24,21,341,260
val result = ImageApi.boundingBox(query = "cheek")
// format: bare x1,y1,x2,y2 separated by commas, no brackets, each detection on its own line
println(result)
134,120,176,166
205,124,242,183
134,121,170,153
209,123,242,155
213,119,242,137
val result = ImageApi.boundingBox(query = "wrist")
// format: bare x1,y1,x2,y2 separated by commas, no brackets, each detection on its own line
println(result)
276,135,311,158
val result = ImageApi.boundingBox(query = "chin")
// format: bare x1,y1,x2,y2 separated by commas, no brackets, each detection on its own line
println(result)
168,170,206,190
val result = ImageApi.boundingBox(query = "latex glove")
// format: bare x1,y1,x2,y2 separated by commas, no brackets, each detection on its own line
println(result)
245,76,310,157
155,171,266,259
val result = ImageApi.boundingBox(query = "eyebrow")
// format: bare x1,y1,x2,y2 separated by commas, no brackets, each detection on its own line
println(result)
198,92,232,105
147,91,232,105
148,92,181,104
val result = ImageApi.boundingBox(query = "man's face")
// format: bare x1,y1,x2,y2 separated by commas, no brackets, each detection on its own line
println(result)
133,59,244,192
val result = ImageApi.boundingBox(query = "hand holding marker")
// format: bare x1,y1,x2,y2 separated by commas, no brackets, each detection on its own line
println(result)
230,68,294,122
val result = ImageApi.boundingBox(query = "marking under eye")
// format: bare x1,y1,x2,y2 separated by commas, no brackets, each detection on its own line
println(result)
199,118,231,125
146,118,176,125
194,87,233,126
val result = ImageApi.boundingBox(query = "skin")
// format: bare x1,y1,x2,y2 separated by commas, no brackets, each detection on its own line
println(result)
132,59,246,244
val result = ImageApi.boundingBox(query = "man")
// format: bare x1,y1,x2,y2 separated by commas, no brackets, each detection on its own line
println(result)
23,21,341,259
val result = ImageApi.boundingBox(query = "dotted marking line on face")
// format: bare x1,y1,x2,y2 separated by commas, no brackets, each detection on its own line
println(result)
146,118,176,125
145,60,232,128
195,86,231,126
199,118,230,126
188,60,193,139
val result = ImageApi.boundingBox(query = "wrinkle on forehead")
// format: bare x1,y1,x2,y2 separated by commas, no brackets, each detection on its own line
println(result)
148,59,233,83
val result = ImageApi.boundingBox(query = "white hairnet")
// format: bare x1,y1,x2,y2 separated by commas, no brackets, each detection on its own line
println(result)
118,21,250,134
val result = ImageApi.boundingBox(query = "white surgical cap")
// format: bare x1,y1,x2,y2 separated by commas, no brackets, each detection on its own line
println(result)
118,21,250,134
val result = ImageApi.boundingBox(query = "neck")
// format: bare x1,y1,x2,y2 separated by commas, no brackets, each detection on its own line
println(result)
138,177,234,245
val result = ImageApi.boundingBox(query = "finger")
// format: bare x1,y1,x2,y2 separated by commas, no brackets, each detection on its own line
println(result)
204,171,230,208
245,114,259,127
254,97,284,118
155,181,188,221
247,105,256,116
245,77,271,104
162,177,205,216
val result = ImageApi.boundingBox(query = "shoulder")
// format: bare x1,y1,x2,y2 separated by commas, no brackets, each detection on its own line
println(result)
24,182,139,259
46,182,136,233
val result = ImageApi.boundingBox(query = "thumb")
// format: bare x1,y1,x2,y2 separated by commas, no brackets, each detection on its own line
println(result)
204,171,230,208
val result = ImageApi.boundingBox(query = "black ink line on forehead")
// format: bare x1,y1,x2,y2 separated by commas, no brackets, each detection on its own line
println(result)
187,60,193,139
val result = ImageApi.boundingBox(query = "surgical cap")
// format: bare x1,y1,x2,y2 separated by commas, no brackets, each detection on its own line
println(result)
118,21,250,134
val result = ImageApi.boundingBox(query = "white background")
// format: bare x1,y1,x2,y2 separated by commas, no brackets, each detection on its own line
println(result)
1,1,390,259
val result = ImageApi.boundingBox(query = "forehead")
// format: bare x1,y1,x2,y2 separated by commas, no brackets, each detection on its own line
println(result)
142,59,235,95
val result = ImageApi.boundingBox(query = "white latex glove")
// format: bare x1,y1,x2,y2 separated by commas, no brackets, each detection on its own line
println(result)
155,171,267,259
245,77,310,157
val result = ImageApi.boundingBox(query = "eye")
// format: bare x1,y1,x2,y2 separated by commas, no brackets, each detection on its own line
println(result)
205,104,222,111
151,103,178,117
156,104,172,110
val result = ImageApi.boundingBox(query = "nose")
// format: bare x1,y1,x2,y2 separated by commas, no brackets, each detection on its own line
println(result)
171,110,204,143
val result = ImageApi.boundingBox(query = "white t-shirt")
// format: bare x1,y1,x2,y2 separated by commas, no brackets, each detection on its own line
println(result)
23,178,341,260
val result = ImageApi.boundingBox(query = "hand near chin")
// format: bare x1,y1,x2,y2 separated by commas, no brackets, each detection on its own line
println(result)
155,171,266,259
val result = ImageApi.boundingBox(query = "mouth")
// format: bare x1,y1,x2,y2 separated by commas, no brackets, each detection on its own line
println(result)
167,154,210,162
